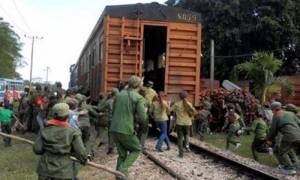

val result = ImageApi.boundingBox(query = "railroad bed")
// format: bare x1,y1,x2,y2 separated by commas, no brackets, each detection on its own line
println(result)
82,133,299,180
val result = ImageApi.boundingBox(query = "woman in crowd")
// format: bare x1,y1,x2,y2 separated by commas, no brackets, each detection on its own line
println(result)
150,91,171,152
170,91,197,158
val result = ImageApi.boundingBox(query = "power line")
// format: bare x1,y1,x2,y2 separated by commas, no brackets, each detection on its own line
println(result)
12,0,35,35
0,4,27,35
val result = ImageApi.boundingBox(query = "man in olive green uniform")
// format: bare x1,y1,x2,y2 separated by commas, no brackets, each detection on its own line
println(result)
33,103,88,180
94,88,119,155
244,110,269,161
137,89,150,150
282,103,300,169
142,81,157,104
196,103,212,141
110,76,147,180
267,102,300,175
222,104,243,151
29,85,43,133
75,93,100,160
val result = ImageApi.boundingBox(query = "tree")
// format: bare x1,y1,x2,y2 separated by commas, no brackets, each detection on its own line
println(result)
232,52,293,102
0,17,25,78
166,0,300,80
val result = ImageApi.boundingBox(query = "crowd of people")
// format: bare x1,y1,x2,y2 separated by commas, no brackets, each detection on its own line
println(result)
0,78,300,179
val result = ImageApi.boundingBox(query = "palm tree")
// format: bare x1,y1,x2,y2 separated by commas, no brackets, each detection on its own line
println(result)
232,52,293,102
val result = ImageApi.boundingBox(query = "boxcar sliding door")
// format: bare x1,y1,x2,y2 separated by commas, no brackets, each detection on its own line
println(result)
165,22,201,106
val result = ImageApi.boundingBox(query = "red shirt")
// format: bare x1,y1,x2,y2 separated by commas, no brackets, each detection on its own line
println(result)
13,91,18,99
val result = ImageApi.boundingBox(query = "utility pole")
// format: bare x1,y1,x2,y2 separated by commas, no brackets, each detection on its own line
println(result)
210,39,215,91
44,66,51,84
25,35,43,90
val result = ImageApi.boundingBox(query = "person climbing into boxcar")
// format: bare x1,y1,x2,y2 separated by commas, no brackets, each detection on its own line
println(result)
137,89,151,151
267,102,300,175
170,91,197,158
142,81,157,104
33,103,88,180
195,103,212,141
150,91,171,152
95,88,119,155
222,103,243,151
75,93,101,160
243,109,269,162
110,75,147,180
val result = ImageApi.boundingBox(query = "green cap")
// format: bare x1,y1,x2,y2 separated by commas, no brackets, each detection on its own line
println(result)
271,102,282,110
53,103,70,117
110,88,119,96
75,93,84,102
128,75,142,88
283,103,297,112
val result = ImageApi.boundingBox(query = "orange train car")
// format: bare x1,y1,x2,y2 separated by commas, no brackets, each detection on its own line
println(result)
70,2,202,106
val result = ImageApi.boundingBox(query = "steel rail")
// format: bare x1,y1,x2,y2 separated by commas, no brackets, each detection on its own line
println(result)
142,150,188,180
168,134,281,180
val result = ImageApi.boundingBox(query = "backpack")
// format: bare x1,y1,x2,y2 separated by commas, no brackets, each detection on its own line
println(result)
35,95,43,108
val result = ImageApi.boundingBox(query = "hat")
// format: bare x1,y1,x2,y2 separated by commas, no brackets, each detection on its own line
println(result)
283,103,297,112
110,88,119,96
66,98,79,106
128,76,142,88
53,103,70,117
75,93,84,102
271,101,282,110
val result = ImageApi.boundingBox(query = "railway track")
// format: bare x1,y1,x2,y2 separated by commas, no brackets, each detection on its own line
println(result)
141,133,298,180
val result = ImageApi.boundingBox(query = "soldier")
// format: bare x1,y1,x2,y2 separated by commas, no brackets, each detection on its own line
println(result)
33,103,88,180
170,91,197,158
142,81,157,104
244,110,269,162
267,102,300,175
75,93,100,160
0,102,21,147
222,104,243,151
94,88,119,155
29,84,43,134
195,103,212,141
137,89,151,150
110,75,147,180
97,92,106,108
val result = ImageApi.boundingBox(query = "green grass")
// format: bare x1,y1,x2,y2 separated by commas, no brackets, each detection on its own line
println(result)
204,132,300,167
0,133,39,180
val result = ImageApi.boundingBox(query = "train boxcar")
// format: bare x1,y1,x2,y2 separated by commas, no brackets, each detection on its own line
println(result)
71,2,202,105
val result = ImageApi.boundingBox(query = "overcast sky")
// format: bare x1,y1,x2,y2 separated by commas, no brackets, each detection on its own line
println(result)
0,0,166,88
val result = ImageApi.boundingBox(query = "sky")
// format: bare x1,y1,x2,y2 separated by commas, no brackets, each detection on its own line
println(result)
0,0,166,88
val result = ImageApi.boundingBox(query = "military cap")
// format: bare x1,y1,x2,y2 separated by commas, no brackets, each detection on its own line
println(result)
75,93,84,102
53,103,70,117
283,103,297,112
271,101,282,110
128,75,142,88
110,88,119,96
